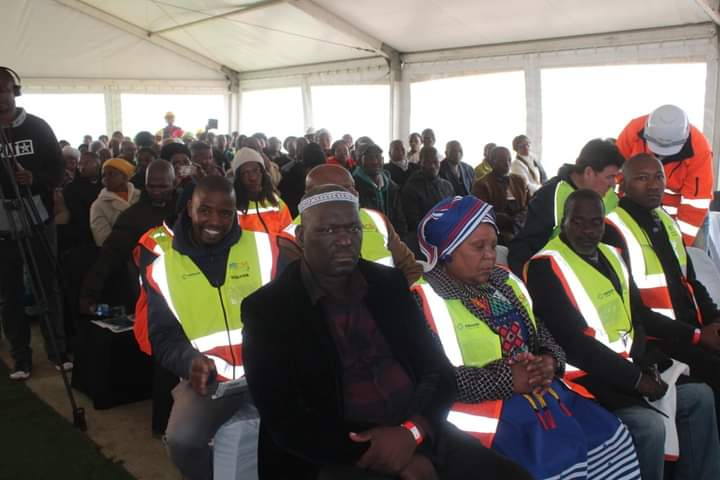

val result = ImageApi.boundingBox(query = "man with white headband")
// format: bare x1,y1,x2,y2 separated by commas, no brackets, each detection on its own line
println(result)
280,164,422,285
242,184,531,480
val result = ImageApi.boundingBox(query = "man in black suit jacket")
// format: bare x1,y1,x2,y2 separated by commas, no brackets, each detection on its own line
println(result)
242,185,529,479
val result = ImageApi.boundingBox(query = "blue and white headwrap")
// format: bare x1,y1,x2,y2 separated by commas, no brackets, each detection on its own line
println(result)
417,195,498,272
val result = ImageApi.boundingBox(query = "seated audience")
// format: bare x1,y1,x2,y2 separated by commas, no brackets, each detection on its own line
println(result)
55,146,81,249
242,185,532,480
119,140,137,163
525,189,720,480
474,142,496,180
61,146,80,185
342,133,354,151
316,128,332,156
401,146,454,250
190,141,223,177
266,136,291,169
472,146,529,245
353,144,406,237
386,139,419,189
213,134,233,171
439,140,474,196
231,147,292,234
131,147,157,190
407,132,422,164
63,151,103,246
414,195,640,479
508,138,623,275
327,139,356,171
282,136,297,161
278,142,326,217
245,135,282,187
421,128,436,149
510,135,546,194
90,158,141,246
79,160,176,315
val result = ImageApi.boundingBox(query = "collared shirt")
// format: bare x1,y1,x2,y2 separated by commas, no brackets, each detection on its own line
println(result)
300,261,414,424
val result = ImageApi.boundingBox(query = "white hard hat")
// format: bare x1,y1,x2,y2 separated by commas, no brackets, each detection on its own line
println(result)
643,105,689,157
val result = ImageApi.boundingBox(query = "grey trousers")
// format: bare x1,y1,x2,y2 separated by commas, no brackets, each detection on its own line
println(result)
165,380,250,480
0,222,65,364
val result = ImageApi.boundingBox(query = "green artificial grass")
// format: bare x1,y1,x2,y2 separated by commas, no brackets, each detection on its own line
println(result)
0,362,135,480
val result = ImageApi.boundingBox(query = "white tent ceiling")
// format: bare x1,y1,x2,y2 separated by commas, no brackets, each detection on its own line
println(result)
2,0,719,81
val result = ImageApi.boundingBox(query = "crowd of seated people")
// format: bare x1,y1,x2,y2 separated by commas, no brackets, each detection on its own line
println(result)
6,93,720,480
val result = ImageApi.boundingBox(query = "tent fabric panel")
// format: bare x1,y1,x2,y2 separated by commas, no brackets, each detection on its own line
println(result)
160,3,376,72
2,0,224,80
312,0,710,53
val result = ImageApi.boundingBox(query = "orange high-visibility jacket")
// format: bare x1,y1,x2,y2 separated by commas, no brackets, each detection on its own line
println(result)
238,199,292,234
617,115,714,245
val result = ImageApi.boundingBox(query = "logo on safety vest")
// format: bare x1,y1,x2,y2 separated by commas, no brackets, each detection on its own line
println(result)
228,261,250,272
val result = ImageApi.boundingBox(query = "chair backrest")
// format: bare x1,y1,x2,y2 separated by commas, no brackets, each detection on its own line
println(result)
687,246,720,305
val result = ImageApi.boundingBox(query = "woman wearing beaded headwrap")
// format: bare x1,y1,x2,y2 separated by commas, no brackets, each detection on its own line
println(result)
413,195,641,480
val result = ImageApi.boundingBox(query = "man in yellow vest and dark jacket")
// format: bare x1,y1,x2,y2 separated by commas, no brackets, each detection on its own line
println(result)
525,189,720,480
280,164,423,284
145,176,278,480
605,153,720,430
509,138,623,275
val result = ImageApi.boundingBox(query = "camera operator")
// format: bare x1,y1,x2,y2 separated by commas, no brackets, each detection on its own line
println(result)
0,67,69,380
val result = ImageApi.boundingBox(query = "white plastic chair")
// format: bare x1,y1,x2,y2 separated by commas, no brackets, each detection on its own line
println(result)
687,245,720,305
213,402,260,480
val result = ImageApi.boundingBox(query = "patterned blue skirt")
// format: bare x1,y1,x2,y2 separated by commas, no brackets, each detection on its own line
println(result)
491,380,641,479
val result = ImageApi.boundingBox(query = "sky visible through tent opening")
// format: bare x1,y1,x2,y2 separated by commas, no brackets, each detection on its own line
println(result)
17,62,705,177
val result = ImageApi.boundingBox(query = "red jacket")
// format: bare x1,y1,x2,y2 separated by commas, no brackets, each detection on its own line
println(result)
617,115,714,245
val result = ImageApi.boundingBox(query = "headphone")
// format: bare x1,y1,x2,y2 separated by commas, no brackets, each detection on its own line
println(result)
0,66,22,97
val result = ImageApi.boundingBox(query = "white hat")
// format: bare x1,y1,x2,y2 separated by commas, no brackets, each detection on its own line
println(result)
644,105,690,157
62,146,81,160
231,147,264,174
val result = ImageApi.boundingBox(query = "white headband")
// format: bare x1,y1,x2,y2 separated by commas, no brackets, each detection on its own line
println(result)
298,190,358,214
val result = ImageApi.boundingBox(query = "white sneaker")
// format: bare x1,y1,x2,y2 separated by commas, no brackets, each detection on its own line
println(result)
9,364,31,380
55,360,74,372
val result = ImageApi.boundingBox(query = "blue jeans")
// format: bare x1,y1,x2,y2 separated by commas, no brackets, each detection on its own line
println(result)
674,383,720,480
615,383,720,480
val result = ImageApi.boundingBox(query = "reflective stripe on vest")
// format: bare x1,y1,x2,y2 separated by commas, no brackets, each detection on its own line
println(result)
286,208,393,266
149,224,173,255
149,231,274,380
138,224,174,256
553,180,618,230
362,209,392,266
413,271,534,447
247,200,283,214
533,239,633,377
606,207,695,321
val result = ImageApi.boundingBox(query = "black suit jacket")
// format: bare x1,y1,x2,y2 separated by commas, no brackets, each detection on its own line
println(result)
241,259,455,478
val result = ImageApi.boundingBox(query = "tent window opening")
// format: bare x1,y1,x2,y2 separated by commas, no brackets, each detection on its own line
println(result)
122,93,227,141
410,71,527,167
16,93,106,147
311,85,390,153
240,87,304,143
541,63,707,178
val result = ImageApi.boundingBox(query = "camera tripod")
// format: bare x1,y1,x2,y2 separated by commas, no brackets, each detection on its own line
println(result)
0,126,86,431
